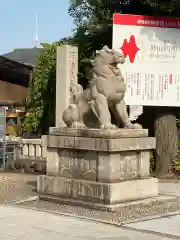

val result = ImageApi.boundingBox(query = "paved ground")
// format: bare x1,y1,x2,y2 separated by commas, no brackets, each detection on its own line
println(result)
0,205,175,240
159,181,180,196
0,172,37,204
1,172,180,239
125,215,180,238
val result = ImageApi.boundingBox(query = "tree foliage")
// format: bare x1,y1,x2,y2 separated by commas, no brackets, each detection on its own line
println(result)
23,39,71,133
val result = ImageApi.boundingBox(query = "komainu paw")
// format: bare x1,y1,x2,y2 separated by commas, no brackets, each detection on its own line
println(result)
100,123,118,130
71,122,86,129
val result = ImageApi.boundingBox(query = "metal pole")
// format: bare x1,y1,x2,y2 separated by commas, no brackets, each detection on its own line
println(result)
3,107,6,169
2,136,6,169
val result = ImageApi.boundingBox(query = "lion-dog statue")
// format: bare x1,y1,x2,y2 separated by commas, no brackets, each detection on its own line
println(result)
62,45,142,129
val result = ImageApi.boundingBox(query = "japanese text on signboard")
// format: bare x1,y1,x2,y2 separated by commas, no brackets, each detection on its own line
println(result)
113,14,180,106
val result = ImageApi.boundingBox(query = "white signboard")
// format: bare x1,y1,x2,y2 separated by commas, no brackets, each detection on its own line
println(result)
113,14,180,107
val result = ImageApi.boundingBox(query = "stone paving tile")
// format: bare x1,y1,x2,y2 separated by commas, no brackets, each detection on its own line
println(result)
125,215,180,237
159,182,180,196
0,205,174,240
0,172,37,203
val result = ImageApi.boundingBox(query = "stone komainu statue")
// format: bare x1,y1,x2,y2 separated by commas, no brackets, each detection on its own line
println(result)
62,45,142,129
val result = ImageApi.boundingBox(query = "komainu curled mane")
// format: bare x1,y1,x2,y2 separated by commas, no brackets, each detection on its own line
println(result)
62,45,142,129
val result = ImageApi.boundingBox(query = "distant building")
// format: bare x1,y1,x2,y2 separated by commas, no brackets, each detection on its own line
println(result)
0,48,43,107
0,48,43,135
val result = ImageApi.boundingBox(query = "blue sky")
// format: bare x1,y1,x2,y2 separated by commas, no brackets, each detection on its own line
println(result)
0,0,74,54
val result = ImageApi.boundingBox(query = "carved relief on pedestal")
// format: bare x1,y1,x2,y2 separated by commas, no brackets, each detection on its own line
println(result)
72,181,104,201
119,153,138,180
59,150,97,180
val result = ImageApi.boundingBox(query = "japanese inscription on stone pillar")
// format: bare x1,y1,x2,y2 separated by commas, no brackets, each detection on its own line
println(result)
56,45,78,127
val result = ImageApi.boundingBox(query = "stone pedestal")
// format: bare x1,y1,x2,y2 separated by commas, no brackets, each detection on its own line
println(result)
37,127,158,208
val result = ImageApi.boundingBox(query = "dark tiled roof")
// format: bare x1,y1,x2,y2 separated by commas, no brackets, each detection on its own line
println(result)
0,55,32,87
2,48,43,66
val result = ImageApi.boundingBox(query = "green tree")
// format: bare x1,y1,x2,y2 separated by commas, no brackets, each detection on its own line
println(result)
23,38,71,134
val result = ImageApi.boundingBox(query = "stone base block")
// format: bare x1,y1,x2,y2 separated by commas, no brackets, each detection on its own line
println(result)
39,194,175,212
49,127,149,138
37,175,158,204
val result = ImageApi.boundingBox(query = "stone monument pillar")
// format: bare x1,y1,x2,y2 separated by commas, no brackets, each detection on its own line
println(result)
56,45,78,127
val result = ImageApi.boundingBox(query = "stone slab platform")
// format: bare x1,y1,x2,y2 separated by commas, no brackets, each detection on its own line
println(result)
39,194,175,212
42,134,155,152
16,194,180,224
37,175,158,206
49,127,148,138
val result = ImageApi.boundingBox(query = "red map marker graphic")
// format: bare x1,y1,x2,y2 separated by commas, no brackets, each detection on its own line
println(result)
120,35,140,63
